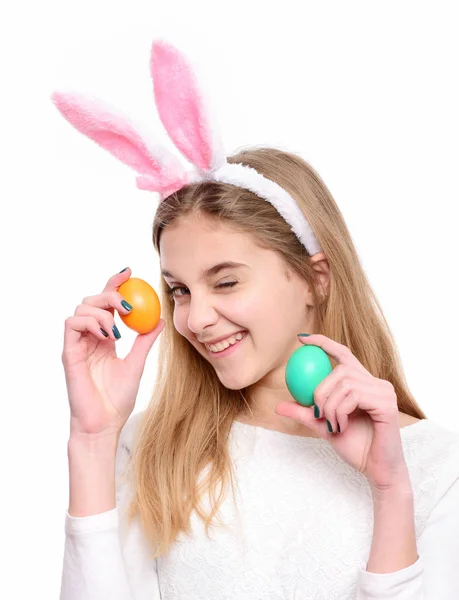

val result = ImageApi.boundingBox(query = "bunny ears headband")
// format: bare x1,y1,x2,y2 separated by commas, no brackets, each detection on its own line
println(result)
51,39,323,256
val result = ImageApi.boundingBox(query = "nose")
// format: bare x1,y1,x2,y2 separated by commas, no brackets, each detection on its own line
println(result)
187,292,219,335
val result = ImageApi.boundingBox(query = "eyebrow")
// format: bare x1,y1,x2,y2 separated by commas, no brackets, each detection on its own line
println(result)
161,261,248,280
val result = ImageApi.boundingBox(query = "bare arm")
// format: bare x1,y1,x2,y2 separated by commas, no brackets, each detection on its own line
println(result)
366,483,418,573
67,431,120,517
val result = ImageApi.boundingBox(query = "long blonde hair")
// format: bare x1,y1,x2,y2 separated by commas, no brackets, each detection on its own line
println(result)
125,147,427,559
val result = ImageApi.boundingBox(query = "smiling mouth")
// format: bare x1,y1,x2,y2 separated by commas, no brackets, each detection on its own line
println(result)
204,331,247,354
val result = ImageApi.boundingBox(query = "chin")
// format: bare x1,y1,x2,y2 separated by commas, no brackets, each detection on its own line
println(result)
213,373,247,391
213,368,261,391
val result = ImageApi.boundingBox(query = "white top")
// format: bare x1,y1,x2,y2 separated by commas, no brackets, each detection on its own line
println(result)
59,412,459,599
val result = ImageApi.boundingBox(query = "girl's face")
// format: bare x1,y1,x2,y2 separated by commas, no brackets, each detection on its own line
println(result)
159,214,315,391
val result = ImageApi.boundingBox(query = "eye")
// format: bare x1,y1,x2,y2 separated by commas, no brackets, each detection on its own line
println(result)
166,281,237,299
165,286,188,299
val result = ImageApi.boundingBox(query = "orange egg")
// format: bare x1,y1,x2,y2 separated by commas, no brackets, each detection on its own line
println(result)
118,277,161,334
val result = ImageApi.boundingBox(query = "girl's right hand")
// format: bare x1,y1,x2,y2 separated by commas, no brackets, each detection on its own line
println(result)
62,267,165,439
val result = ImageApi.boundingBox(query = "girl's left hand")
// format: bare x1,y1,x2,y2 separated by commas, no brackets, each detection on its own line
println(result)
275,334,411,493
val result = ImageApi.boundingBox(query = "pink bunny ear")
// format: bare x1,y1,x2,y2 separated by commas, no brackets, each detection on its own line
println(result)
151,40,227,173
51,90,189,193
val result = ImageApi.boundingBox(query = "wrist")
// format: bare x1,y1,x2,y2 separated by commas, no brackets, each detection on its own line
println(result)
67,432,119,517
68,430,120,456
370,466,413,499
371,479,414,504
367,482,417,573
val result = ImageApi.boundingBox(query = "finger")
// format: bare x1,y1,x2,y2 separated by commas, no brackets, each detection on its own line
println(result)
313,364,370,410
63,315,116,353
324,379,392,434
124,319,166,377
321,379,356,434
102,267,132,294
297,333,366,371
74,304,122,341
330,393,365,435
274,401,331,439
79,291,133,318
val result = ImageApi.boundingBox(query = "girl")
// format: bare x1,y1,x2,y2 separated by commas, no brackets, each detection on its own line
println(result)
56,40,459,599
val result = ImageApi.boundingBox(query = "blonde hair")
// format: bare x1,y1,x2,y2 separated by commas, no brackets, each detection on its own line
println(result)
125,147,427,559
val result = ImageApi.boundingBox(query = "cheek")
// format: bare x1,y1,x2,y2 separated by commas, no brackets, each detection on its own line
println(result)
227,295,262,328
171,297,253,336
170,288,293,336
244,288,301,343
242,292,277,322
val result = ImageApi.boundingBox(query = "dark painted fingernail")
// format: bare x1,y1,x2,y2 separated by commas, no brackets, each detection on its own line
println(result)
298,333,311,337
121,300,133,311
100,327,109,337
327,419,333,433
112,324,121,339
314,404,320,418
119,267,128,273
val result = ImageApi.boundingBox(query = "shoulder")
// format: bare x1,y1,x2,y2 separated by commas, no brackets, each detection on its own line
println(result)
419,423,459,537
402,418,459,472
399,412,421,427
401,419,459,533
424,421,459,501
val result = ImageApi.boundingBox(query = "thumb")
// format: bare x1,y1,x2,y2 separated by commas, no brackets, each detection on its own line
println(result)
275,401,330,439
124,319,166,377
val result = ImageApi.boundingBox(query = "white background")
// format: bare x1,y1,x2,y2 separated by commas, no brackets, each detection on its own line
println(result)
2,1,458,597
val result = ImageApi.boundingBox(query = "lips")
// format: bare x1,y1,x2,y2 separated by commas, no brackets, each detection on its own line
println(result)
204,331,247,353
201,330,247,346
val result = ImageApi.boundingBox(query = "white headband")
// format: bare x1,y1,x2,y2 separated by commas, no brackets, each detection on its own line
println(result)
51,38,323,256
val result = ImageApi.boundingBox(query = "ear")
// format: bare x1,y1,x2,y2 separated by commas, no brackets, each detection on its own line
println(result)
51,90,189,193
150,39,227,173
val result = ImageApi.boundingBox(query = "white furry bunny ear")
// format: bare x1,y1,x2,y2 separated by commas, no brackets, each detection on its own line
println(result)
51,90,190,197
150,39,227,174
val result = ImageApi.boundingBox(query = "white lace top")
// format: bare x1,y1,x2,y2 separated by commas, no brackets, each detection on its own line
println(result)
59,411,459,599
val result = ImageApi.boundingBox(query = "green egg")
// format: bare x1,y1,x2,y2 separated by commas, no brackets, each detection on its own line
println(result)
285,345,333,407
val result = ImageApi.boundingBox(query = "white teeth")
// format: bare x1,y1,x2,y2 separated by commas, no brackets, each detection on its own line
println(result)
205,332,245,353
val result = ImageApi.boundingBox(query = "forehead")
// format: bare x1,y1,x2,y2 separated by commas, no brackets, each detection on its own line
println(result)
159,217,259,277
